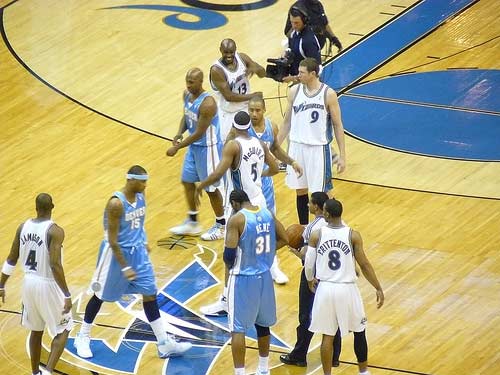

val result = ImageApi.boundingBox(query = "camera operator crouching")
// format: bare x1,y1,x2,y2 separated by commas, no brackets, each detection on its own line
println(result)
267,5,321,84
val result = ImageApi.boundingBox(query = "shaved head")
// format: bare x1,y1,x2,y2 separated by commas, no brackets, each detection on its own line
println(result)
220,38,236,51
35,193,54,212
186,67,203,81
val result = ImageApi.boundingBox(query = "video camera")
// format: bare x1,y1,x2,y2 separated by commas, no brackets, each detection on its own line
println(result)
266,49,294,82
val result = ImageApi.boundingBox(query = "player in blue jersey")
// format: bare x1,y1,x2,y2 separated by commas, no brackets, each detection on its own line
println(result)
248,96,304,284
224,190,288,375
74,165,191,359
167,68,226,241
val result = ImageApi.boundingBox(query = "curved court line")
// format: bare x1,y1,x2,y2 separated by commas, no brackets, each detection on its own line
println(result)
0,7,171,142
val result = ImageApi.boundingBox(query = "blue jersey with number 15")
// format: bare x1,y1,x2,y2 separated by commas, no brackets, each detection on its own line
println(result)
231,207,276,276
103,191,146,248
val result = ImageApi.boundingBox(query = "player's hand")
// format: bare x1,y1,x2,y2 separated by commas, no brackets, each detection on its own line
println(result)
308,278,318,293
336,156,346,173
282,75,298,84
291,161,303,177
173,135,183,146
145,243,152,253
62,297,72,314
123,267,136,281
0,288,5,304
166,146,178,157
376,289,384,308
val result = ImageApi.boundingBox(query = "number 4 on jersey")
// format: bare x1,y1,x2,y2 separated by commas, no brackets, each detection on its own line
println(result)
25,249,38,271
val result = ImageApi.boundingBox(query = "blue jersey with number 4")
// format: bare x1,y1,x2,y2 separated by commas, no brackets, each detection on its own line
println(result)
103,191,146,249
231,207,276,276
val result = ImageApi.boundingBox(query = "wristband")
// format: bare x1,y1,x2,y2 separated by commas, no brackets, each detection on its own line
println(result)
121,266,132,272
2,261,15,276
64,295,71,299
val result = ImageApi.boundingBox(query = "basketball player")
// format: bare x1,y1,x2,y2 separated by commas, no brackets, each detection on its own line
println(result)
224,190,288,375
246,96,303,284
74,166,191,359
280,192,342,367
0,193,73,375
277,57,346,226
210,38,267,142
305,198,384,375
195,111,279,316
167,68,225,241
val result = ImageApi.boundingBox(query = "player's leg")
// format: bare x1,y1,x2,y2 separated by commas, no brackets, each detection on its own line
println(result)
320,334,335,375
231,332,246,375
45,329,70,372
200,264,229,316
142,294,192,357
29,331,43,375
353,330,369,375
286,142,310,224
201,143,226,240
280,268,313,366
254,271,276,375
333,328,342,366
75,242,126,358
170,147,202,235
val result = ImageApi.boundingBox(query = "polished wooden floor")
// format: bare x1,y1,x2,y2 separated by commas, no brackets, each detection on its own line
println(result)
0,0,499,374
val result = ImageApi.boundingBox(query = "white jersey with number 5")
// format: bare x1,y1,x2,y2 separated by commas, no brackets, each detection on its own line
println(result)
313,225,356,282
19,219,55,279
210,52,250,113
290,83,332,145
231,136,265,204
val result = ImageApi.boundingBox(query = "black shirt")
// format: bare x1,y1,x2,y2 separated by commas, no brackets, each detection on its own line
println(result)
284,0,330,48
288,26,321,75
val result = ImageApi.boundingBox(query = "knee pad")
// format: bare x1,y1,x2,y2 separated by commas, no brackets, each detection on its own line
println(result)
255,324,270,337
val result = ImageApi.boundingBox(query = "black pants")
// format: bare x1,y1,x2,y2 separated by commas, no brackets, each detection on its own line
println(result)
289,268,341,361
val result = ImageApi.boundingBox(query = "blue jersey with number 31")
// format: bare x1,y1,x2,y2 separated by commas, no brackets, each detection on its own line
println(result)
231,207,276,276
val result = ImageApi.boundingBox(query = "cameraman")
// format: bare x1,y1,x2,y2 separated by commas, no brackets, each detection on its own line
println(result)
282,6,321,84
284,0,342,52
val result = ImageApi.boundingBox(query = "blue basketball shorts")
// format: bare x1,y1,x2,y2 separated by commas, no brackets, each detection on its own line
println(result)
182,143,222,192
227,271,276,333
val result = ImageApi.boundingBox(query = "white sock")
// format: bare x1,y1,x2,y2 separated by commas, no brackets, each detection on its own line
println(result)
223,287,228,299
149,317,168,343
258,355,269,372
80,322,92,336
234,367,245,375
359,371,370,375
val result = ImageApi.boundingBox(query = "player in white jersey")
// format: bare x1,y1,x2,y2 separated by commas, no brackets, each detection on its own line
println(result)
305,198,384,375
195,111,279,316
223,190,288,375
0,193,72,375
167,68,225,241
278,57,346,227
210,38,267,142
280,192,342,368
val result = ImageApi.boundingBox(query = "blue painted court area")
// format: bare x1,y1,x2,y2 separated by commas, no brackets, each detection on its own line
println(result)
341,69,500,160
351,70,500,113
322,0,476,90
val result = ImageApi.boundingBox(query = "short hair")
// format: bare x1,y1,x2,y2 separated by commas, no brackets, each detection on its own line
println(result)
36,193,54,211
249,96,266,109
289,5,308,24
324,198,343,218
127,165,147,175
310,192,329,209
230,189,250,204
299,58,320,75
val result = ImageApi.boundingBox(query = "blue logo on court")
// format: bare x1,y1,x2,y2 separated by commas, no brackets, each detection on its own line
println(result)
101,4,227,30
66,260,289,374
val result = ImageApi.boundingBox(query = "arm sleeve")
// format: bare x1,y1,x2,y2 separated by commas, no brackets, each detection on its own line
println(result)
304,245,317,281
